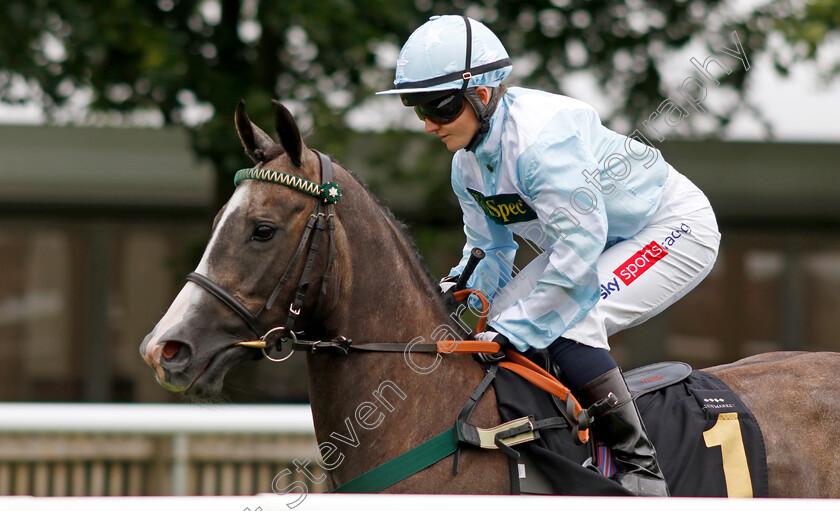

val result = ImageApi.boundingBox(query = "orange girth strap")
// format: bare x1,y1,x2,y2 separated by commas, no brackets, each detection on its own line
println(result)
500,351,589,444
436,288,590,444
434,338,590,444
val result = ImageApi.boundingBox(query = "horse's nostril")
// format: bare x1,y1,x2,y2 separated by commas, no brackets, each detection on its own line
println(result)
162,341,187,361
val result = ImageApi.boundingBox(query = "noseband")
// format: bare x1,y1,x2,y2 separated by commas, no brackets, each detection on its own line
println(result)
186,150,341,360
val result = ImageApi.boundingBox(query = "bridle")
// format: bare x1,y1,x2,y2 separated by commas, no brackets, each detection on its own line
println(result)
186,150,341,361
183,150,486,363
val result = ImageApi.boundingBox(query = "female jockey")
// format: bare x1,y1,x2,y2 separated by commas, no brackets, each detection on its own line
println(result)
378,15,720,496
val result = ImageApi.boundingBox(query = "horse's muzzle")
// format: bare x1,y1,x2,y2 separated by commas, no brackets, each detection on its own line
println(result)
141,328,252,397
140,333,194,392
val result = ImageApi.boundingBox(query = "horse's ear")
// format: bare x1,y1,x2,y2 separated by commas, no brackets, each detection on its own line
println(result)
235,100,276,163
272,100,304,168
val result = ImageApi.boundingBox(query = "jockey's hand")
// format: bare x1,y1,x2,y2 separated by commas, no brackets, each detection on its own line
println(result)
439,276,460,315
474,330,511,363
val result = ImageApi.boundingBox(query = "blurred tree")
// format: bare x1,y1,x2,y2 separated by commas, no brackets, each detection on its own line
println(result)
1,0,836,208
0,0,423,203
738,0,840,76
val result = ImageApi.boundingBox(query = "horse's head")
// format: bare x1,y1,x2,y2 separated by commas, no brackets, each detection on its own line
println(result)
140,100,343,398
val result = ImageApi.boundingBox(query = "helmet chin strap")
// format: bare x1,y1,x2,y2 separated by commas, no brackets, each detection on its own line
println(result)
464,85,505,152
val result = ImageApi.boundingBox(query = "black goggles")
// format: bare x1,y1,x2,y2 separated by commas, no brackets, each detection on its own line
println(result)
413,92,466,124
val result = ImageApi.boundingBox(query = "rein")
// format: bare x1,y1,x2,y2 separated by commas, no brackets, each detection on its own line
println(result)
233,289,493,355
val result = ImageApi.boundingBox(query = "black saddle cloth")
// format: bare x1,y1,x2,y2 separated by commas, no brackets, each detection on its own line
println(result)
492,355,769,497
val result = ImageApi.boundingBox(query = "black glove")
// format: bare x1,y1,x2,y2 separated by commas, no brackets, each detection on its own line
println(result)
439,275,461,315
474,330,512,363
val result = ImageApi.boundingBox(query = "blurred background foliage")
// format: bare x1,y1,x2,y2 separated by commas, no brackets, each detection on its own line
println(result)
1,0,838,276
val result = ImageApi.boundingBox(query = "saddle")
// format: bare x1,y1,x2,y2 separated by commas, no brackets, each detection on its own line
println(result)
491,354,769,497
625,361,692,396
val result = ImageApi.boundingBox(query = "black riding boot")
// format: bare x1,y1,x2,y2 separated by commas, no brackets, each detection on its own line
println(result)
578,367,670,496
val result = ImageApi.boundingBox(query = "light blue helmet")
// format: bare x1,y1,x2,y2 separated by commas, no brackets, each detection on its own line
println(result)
377,15,512,99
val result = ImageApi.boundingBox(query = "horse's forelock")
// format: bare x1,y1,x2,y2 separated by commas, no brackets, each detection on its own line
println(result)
261,145,287,163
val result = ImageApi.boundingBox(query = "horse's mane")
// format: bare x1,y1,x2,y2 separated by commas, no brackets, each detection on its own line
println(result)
328,155,443,299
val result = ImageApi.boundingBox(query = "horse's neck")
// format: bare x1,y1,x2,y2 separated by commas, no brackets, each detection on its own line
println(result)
329,173,452,340
304,171,497,487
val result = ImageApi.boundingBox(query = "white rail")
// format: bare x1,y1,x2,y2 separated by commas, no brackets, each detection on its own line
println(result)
2,405,838,507
0,403,315,434
0,403,316,497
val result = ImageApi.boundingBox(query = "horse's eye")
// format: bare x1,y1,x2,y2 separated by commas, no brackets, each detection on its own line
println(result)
251,224,276,242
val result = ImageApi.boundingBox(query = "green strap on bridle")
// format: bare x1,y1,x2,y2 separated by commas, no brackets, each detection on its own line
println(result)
234,167,342,203
330,426,459,493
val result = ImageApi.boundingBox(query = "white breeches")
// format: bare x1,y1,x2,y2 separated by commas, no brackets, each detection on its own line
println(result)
489,166,721,349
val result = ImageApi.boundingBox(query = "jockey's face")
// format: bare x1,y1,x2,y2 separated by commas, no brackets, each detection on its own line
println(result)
422,87,490,152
